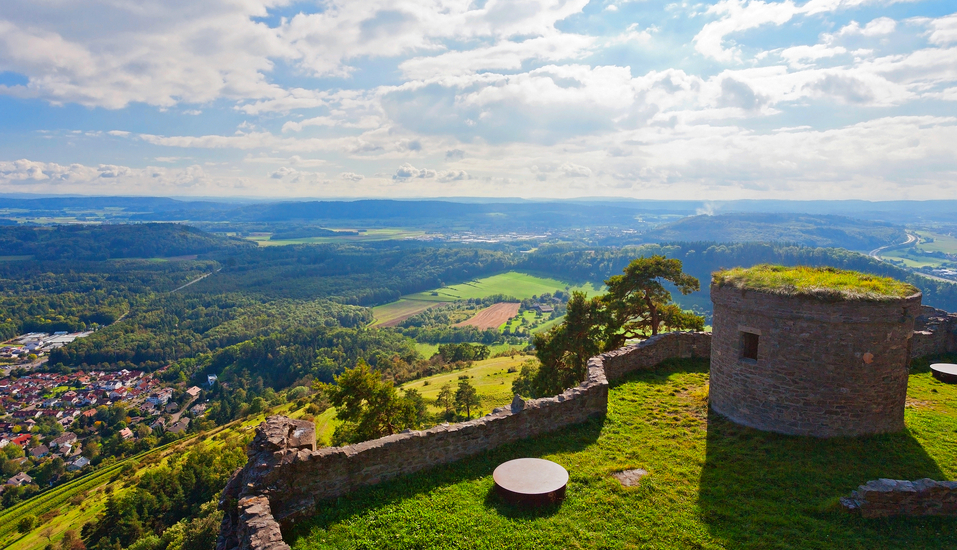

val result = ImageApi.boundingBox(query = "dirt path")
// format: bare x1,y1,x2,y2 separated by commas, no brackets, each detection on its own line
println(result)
454,302,521,329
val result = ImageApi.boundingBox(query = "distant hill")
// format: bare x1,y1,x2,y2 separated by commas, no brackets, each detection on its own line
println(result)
647,213,906,251
0,223,253,261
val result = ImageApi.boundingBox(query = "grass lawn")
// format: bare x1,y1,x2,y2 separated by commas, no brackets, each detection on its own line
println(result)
287,356,957,550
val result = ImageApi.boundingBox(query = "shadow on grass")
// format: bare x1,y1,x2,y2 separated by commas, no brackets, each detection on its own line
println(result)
910,352,957,374
698,410,954,549
285,415,603,542
482,487,564,519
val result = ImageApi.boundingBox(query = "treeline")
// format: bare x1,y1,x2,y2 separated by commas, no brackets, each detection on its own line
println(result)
0,223,251,261
50,295,372,370
187,245,514,303
521,242,957,313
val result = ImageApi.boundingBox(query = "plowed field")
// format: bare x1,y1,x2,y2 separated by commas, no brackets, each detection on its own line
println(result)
454,302,520,329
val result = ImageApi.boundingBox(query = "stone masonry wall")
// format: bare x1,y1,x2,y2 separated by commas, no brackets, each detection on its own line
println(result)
841,479,957,518
912,305,957,358
709,285,922,437
217,331,711,550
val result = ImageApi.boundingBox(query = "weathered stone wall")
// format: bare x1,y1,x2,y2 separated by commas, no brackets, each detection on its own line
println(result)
841,478,957,518
709,285,922,437
912,305,957,358
217,331,711,550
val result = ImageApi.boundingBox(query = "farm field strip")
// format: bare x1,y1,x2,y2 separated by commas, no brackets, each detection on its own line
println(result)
402,272,600,303
248,228,426,246
454,302,521,329
371,299,448,327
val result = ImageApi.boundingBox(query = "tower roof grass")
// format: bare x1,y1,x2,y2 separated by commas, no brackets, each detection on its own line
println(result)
712,264,920,301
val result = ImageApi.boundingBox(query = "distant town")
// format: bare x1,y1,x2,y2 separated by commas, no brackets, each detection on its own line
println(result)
1,331,207,493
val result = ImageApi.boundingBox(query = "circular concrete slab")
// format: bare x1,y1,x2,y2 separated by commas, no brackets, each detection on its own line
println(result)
931,363,957,384
493,458,568,506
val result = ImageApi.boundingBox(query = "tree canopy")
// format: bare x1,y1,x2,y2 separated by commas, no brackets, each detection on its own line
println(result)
519,255,703,397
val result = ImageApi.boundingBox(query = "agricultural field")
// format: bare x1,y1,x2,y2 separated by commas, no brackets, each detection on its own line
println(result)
402,272,601,303
914,230,957,255
371,300,448,327
455,302,521,329
371,271,600,327
287,356,957,550
248,228,426,246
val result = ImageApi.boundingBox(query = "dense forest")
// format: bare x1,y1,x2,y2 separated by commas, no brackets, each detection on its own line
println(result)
645,213,906,251
0,224,251,261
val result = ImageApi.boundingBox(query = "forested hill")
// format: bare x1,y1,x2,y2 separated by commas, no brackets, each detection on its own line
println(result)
645,213,906,251
132,199,656,229
521,242,957,314
0,223,252,261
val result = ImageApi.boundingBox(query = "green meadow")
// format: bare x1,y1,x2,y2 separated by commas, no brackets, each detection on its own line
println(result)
288,355,957,550
371,271,601,327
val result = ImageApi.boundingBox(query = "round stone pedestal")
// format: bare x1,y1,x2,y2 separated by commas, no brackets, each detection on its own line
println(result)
493,458,568,506
931,363,957,384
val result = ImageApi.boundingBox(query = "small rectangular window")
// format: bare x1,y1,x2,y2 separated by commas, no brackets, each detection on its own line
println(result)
740,332,759,361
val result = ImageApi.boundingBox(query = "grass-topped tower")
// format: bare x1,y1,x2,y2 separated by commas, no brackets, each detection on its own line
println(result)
709,265,922,437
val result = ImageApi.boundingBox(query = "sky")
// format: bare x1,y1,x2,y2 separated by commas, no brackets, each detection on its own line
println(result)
0,0,955,201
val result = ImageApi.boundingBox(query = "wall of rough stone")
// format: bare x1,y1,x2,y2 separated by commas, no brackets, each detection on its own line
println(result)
912,306,957,358
216,331,711,550
709,285,922,437
841,478,957,518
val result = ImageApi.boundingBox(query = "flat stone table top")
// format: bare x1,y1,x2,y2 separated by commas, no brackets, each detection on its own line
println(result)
493,458,568,506
931,363,957,384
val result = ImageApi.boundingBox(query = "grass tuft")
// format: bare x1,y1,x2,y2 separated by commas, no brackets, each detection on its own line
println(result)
712,264,919,301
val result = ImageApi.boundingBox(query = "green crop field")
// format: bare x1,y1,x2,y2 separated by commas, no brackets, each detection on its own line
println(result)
249,228,426,246
287,355,957,550
371,299,447,327
371,271,600,327
402,272,601,303
915,231,957,255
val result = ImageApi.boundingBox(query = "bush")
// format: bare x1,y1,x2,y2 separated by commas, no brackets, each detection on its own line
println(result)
17,514,37,533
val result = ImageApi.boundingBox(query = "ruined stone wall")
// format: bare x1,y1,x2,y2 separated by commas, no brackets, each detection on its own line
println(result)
841,478,957,518
912,305,957,358
217,331,711,550
709,285,922,437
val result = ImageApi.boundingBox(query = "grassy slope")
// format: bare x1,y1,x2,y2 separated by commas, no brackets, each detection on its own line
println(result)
288,357,957,550
400,355,528,417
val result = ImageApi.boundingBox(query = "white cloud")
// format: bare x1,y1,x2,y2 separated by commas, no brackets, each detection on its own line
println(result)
340,172,365,181
780,44,848,68
393,163,436,180
926,13,957,45
839,17,897,37
694,0,905,62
